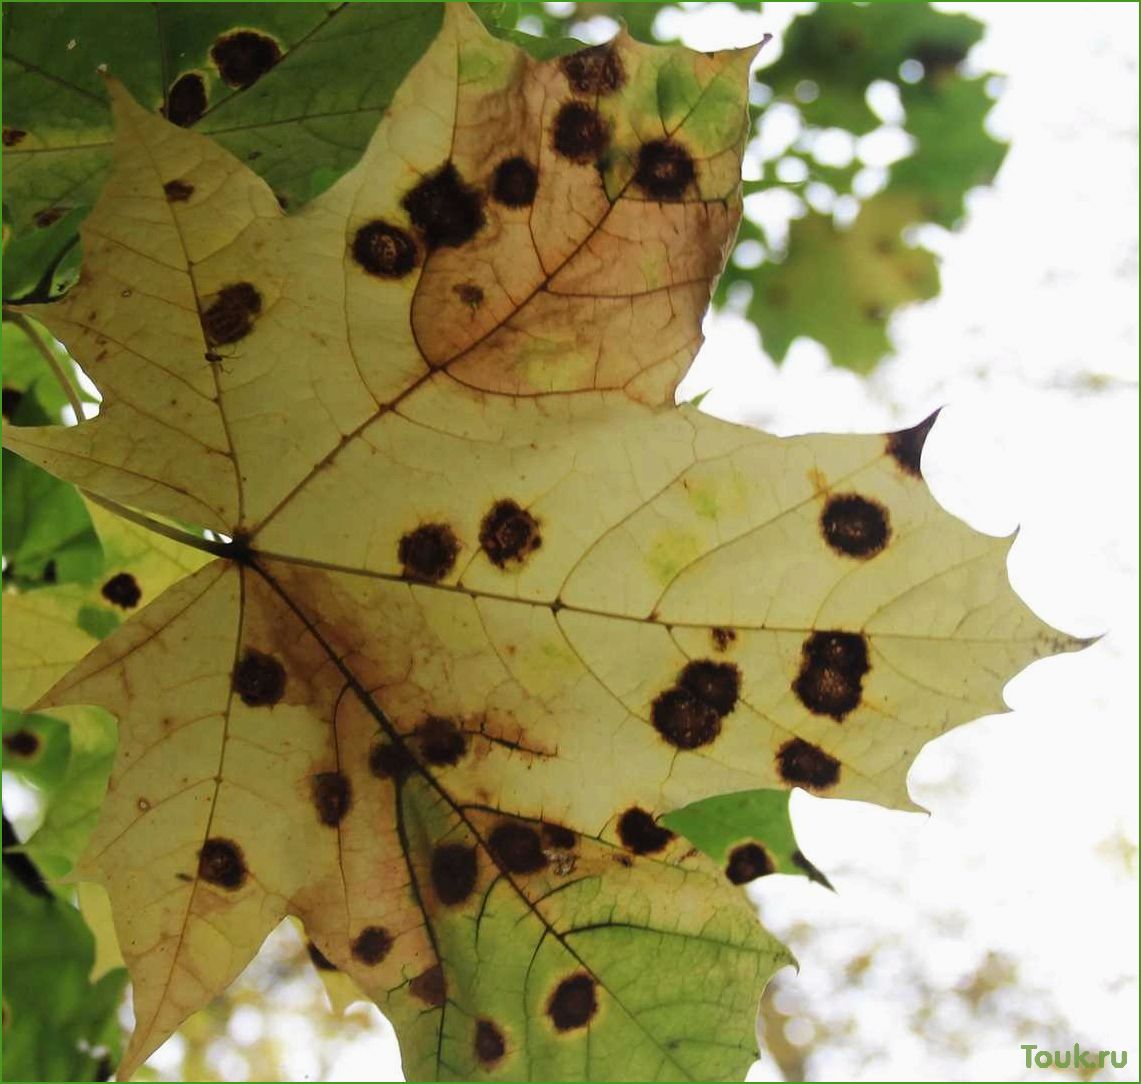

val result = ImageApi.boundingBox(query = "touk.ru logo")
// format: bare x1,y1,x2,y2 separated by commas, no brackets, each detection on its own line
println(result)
1022,1043,1128,1070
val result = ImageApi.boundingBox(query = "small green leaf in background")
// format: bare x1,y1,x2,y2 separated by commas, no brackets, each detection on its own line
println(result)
663,789,832,889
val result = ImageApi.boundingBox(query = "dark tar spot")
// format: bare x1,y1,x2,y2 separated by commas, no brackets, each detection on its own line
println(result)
480,499,541,569
491,156,539,207
369,740,415,782
416,716,467,766
776,737,841,790
821,494,890,559
488,821,548,874
633,139,696,200
2,128,27,147
101,572,141,610
164,73,208,127
560,44,625,95
711,627,737,652
398,523,460,583
311,771,352,827
351,925,393,965
651,687,721,749
678,659,740,716
33,207,67,228
352,220,419,278
454,282,484,308
232,647,286,707
475,1019,507,1065
430,842,478,906
3,730,40,758
792,630,869,721
197,838,246,890
552,101,609,163
725,842,774,884
2,387,24,420
542,822,576,850
201,281,262,346
616,807,674,855
401,162,484,249
210,30,281,89
548,973,598,1031
409,963,446,1006
163,179,195,202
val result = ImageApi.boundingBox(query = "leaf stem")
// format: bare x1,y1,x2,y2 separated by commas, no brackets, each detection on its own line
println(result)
7,311,86,420
81,491,233,559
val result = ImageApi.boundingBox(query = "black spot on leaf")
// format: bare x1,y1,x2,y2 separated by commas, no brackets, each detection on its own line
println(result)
2,387,24,420
201,282,262,346
633,139,696,200
886,410,940,477
401,163,485,249
197,838,246,889
480,499,541,568
351,220,419,278
2,128,27,147
164,73,207,127
491,156,539,207
398,523,460,582
101,572,141,609
311,771,352,827
547,973,597,1031
616,808,674,855
542,822,576,850
821,494,890,558
33,207,67,228
42,560,57,584
552,101,609,163
711,627,737,652
560,44,625,95
431,842,477,905
163,179,194,203
3,730,40,758
232,648,286,707
307,942,337,971
210,30,281,89
351,925,393,965
454,283,484,308
474,1019,507,1065
793,631,869,721
776,737,841,790
416,716,467,766
488,821,548,874
651,688,721,749
409,964,446,1006
678,659,740,716
369,740,415,782
725,842,774,884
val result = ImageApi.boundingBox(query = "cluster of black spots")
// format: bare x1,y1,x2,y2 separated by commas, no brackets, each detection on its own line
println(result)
793,631,869,721
307,942,338,971
886,410,939,478
474,1019,507,1065
547,973,598,1031
409,963,446,1006
197,837,246,889
488,821,548,874
821,494,890,559
3,730,40,758
2,127,27,147
2,387,24,420
398,523,460,583
651,659,741,750
633,139,696,201
776,737,841,791
479,499,542,569
163,179,195,203
368,739,415,782
33,207,67,228
491,156,539,208
561,44,625,95
351,925,393,965
201,282,262,346
416,716,467,766
164,73,208,127
431,842,478,905
616,807,674,856
552,101,610,163
542,822,576,850
100,572,141,609
232,647,286,707
311,771,352,827
401,163,485,249
210,30,281,89
351,220,419,278
724,842,774,885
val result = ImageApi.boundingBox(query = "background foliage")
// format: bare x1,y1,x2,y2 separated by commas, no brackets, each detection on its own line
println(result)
2,3,1022,1081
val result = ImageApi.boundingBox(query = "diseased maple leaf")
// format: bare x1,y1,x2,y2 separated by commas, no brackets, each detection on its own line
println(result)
2,7,1085,1081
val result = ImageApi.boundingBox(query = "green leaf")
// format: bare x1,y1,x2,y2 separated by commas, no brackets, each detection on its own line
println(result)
2,707,72,790
1,872,128,1083
663,789,832,888
747,194,940,373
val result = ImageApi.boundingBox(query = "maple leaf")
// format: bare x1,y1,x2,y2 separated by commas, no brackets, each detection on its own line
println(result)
2,7,1084,1080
